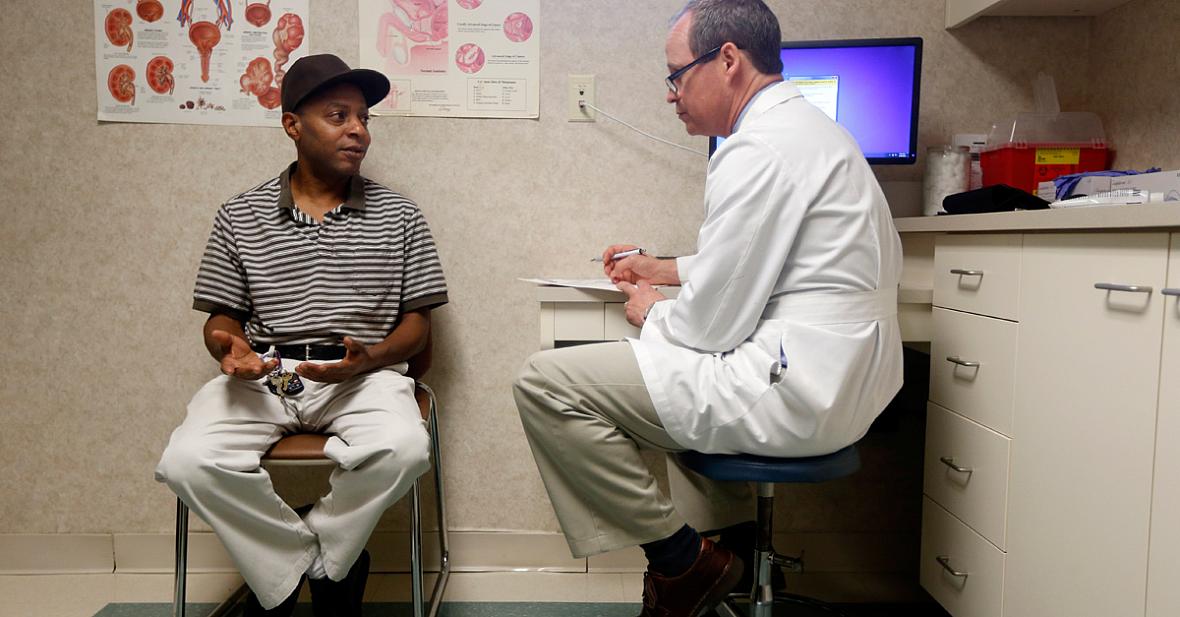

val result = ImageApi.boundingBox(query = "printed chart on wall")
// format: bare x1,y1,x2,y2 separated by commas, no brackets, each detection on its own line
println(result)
95,0,309,126
359,0,540,118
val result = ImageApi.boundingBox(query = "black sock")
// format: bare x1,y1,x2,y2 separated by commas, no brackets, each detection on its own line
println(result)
716,520,757,554
641,524,702,577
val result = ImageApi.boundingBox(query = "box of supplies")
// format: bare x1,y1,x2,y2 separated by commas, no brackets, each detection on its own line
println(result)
1109,169,1180,201
1037,175,1116,201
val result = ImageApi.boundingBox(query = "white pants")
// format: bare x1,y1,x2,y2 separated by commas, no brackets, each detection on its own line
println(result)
155,360,430,610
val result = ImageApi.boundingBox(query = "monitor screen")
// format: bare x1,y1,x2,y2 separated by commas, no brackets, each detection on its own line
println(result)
710,37,922,165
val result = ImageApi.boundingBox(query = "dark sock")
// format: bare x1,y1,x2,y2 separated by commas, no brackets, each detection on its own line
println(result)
716,520,757,554
641,524,702,577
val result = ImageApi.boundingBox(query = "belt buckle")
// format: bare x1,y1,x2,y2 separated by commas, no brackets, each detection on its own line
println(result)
306,344,312,360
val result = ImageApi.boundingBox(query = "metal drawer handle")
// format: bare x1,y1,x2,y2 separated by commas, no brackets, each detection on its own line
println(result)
946,356,980,368
950,269,983,276
1095,283,1153,294
936,555,969,579
939,457,973,474
1162,288,1180,297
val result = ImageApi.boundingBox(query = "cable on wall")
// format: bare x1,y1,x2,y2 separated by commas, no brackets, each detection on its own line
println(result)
579,100,708,158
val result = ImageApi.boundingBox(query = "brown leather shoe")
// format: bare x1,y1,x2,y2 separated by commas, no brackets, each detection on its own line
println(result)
637,537,745,617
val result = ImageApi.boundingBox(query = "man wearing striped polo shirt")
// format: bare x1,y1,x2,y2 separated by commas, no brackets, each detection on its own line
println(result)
156,55,448,616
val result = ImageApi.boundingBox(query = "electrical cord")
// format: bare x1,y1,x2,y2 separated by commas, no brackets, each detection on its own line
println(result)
579,100,707,158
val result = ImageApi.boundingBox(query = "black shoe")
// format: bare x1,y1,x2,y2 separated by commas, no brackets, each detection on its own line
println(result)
243,577,302,617
309,549,370,617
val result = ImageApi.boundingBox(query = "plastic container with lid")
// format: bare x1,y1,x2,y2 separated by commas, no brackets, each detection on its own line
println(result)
980,112,1114,194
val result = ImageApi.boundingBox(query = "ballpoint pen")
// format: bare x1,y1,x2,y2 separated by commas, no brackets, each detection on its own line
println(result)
590,248,645,263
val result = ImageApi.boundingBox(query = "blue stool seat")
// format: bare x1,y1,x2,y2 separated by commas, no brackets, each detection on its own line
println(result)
678,445,861,484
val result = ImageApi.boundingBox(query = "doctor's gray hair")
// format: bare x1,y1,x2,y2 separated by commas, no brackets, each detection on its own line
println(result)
673,0,784,75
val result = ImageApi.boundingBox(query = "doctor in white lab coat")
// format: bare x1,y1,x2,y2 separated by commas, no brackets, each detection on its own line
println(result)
617,76,904,459
513,2,902,615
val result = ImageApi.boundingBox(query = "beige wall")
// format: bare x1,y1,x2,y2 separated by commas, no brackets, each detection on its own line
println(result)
5,0,1159,544
1090,0,1180,171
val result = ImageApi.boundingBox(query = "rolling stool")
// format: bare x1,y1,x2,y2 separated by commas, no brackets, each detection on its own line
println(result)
678,445,861,617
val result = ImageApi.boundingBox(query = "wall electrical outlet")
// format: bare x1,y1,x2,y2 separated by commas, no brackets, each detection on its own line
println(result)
568,74,596,122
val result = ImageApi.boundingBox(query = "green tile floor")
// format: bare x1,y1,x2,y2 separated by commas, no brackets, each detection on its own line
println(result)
93,601,950,617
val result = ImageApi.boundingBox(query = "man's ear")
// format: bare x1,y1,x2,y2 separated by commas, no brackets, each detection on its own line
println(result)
720,41,742,73
281,111,300,141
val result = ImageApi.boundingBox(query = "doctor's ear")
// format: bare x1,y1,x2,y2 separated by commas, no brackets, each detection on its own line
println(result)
720,41,743,70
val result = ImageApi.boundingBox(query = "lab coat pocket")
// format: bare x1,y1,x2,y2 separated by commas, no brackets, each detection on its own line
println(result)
707,334,783,429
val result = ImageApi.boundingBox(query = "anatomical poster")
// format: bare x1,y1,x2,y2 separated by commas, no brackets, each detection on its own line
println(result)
95,0,309,127
359,0,540,118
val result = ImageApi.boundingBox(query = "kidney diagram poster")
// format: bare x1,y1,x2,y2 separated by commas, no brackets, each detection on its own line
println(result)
95,0,310,126
359,0,540,118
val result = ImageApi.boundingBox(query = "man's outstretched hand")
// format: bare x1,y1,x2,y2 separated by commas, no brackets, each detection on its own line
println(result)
210,329,277,380
295,337,376,384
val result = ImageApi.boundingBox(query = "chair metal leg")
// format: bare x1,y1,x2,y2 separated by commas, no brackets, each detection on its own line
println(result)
418,383,450,617
174,498,189,617
714,601,744,617
206,585,250,617
410,481,425,617
174,497,248,617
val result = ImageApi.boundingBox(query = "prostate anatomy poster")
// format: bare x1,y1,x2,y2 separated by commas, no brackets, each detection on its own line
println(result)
359,0,540,118
95,0,309,126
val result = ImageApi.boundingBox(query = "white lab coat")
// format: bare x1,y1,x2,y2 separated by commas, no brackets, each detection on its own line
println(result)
630,81,903,457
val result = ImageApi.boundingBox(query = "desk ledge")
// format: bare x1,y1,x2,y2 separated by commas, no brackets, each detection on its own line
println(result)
536,284,930,305
894,201,1180,233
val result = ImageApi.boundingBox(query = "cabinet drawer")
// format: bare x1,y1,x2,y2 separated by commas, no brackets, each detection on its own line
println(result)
929,308,1017,436
934,234,1022,320
604,303,641,340
921,497,1005,617
924,403,1011,550
552,303,605,341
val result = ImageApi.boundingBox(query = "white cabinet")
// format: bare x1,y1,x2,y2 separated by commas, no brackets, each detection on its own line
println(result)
929,308,1018,436
1147,233,1180,617
922,231,1174,617
923,233,1019,617
932,234,1022,321
1004,233,1167,617
920,497,1006,617
945,0,1134,29
924,403,1011,549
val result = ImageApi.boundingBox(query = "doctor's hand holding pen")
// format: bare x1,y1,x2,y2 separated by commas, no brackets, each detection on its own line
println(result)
598,244,682,286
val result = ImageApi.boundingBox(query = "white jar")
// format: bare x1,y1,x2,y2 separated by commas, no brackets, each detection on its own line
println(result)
923,145,971,216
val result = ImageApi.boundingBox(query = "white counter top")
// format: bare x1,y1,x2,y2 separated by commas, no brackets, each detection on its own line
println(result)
535,284,932,305
894,202,1180,233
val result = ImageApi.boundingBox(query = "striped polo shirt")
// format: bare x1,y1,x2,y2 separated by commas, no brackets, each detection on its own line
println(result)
192,163,448,346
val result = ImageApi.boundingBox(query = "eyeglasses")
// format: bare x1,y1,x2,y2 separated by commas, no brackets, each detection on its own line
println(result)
665,45,723,94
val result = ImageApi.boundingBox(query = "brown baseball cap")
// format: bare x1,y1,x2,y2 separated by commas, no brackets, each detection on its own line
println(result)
280,54,391,113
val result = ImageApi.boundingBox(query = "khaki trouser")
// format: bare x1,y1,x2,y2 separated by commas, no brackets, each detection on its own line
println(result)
155,361,430,610
513,341,752,558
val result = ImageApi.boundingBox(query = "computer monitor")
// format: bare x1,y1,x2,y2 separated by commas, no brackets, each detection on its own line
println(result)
709,37,922,165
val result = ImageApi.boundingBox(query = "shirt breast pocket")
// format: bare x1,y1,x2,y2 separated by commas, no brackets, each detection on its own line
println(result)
344,247,400,300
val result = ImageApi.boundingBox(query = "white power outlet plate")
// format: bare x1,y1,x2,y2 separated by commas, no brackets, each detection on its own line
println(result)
568,74,596,122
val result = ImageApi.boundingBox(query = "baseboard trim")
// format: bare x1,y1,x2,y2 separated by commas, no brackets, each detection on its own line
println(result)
0,534,114,574
0,531,915,576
